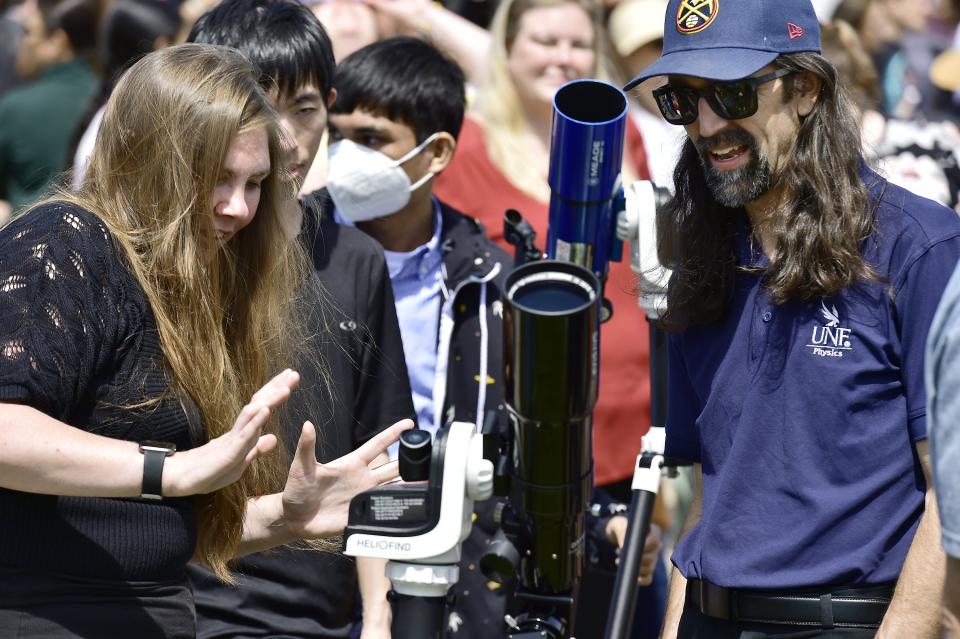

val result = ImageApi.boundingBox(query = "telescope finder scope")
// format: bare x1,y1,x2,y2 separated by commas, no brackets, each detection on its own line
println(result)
546,79,628,282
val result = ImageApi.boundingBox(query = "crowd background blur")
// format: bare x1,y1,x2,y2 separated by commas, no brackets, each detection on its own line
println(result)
1,0,958,635
4,0,956,237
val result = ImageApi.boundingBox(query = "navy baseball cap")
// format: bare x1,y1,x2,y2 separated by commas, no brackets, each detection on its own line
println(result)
624,0,821,89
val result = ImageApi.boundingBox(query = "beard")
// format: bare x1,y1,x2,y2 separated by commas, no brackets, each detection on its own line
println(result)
694,129,772,208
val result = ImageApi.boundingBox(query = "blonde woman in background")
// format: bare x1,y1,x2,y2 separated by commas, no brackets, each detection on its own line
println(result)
0,43,409,638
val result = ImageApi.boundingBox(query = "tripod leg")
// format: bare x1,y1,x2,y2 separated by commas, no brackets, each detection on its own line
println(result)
603,486,659,639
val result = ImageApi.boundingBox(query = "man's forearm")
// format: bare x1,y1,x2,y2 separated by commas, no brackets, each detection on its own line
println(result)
660,465,702,639
660,565,688,639
876,488,945,639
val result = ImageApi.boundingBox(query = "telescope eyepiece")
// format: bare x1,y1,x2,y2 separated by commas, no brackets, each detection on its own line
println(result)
398,429,432,482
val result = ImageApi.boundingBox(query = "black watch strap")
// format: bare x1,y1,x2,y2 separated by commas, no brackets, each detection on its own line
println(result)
139,441,176,500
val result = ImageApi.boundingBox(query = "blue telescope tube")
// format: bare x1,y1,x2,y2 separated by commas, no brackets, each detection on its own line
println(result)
546,79,628,280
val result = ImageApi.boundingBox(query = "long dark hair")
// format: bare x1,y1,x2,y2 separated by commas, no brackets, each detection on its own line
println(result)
657,52,876,331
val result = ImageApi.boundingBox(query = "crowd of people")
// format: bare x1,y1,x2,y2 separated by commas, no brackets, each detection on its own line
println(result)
1,0,959,637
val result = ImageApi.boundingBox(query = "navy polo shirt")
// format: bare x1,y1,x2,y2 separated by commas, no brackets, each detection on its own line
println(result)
666,168,960,589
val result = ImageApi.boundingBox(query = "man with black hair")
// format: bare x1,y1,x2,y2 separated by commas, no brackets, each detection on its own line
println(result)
186,2,415,637
325,36,511,638
0,0,97,212
623,0,960,636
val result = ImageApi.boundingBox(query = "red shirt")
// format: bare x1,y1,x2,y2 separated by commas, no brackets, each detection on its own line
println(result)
435,116,652,485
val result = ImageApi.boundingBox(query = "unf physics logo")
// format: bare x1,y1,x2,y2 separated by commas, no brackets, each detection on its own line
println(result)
807,301,854,358
676,0,719,34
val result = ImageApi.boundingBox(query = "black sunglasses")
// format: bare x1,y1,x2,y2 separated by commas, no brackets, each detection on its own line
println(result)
652,69,795,125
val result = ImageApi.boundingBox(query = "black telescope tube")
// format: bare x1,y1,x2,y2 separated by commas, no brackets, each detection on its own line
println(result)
503,260,600,597
390,593,446,639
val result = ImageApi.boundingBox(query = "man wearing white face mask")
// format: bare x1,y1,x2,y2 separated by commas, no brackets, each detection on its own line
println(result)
327,37,508,451
326,37,512,638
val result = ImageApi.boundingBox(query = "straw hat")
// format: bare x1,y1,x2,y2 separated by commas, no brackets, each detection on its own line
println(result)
930,49,960,92
608,0,669,57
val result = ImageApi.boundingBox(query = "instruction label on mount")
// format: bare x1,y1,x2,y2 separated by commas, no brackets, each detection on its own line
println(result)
370,493,427,523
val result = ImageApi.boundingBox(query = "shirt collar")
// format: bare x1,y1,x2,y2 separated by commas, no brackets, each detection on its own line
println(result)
735,210,769,269
381,199,444,281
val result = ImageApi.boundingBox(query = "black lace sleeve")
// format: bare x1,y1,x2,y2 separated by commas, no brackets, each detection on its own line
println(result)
0,203,133,422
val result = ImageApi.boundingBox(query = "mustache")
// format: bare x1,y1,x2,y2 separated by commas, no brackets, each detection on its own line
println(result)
694,129,758,157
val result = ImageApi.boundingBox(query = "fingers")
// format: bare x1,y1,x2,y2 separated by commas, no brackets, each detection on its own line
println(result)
292,421,319,473
249,368,300,408
370,459,400,485
638,557,657,585
606,515,628,548
356,419,414,465
645,524,663,553
232,369,299,437
637,525,663,586
245,433,278,464
232,405,271,448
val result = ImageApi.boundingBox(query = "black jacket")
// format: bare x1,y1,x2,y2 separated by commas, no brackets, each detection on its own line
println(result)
189,191,415,639
429,201,512,639
433,199,509,428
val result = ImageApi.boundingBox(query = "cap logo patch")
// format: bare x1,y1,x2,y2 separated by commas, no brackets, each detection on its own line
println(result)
787,22,804,39
676,0,719,35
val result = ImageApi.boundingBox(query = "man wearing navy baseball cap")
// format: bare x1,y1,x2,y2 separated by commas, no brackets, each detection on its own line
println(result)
625,0,960,637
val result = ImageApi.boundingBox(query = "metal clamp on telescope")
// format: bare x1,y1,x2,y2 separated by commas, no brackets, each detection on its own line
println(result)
343,424,494,639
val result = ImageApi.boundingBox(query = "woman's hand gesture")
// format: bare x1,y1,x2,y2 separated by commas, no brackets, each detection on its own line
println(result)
280,418,414,539
163,369,300,498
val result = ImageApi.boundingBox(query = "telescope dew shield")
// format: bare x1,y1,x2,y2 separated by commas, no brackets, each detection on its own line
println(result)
503,260,600,596
546,79,628,280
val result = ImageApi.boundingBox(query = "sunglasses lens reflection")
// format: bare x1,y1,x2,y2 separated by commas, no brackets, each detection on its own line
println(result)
656,81,759,124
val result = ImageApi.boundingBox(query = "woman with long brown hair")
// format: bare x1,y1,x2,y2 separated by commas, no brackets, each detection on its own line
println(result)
0,43,409,638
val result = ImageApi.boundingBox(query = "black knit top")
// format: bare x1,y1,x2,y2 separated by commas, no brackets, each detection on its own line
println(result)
0,203,198,581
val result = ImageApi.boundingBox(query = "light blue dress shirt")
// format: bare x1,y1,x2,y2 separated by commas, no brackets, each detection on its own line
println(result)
335,201,445,444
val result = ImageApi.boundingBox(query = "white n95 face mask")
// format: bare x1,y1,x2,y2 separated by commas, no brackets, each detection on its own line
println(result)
326,133,439,223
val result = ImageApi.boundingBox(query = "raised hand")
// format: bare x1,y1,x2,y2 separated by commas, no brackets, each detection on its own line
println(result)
364,0,434,32
163,369,300,498
280,418,414,539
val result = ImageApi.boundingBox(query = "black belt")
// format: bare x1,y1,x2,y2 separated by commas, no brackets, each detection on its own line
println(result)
687,578,894,629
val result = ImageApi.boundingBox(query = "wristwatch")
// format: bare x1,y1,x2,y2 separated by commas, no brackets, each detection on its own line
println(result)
138,440,177,500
